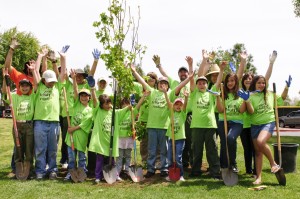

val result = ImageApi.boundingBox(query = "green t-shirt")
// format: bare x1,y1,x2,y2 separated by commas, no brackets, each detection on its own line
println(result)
60,80,90,117
11,93,35,120
190,89,217,128
218,93,244,123
34,82,60,121
87,107,129,157
65,99,93,152
118,109,132,138
146,87,170,129
249,91,277,125
166,110,187,140
243,112,251,128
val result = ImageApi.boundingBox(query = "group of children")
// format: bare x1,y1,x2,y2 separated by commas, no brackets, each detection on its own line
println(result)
2,38,292,185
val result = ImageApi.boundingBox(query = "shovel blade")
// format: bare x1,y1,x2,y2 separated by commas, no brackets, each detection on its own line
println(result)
70,168,79,183
221,168,238,186
275,168,286,186
16,161,30,181
77,167,87,182
169,164,180,181
128,165,144,182
103,164,117,184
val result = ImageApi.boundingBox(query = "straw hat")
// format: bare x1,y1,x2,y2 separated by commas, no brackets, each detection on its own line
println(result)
206,64,220,76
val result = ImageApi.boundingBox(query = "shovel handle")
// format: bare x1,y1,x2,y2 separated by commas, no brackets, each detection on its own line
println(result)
62,87,75,151
273,83,282,166
170,106,176,164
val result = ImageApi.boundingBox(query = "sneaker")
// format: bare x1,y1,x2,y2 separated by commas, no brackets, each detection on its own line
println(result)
231,165,239,173
160,171,168,177
61,163,68,170
64,173,71,181
165,176,171,181
116,176,123,181
144,171,155,178
179,176,185,181
49,172,57,180
95,179,100,184
36,173,44,180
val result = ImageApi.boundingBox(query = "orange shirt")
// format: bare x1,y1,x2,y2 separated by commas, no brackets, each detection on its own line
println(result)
9,67,34,95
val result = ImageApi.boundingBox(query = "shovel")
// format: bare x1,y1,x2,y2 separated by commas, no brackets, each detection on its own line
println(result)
273,83,286,186
4,74,30,180
220,83,238,186
128,108,144,182
103,77,118,184
168,107,181,181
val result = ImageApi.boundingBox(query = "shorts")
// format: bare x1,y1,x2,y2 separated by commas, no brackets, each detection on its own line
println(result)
251,122,275,139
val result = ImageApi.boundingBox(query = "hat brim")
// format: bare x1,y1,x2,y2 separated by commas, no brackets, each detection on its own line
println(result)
79,91,91,96
205,71,220,76
45,78,58,83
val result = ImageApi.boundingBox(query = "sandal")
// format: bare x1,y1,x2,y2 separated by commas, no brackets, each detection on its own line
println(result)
253,179,262,185
271,165,280,173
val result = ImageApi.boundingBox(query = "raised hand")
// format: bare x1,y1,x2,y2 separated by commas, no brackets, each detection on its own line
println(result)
269,50,277,64
206,89,220,96
61,45,70,53
185,56,193,67
152,55,161,67
239,51,248,62
219,60,228,70
202,49,209,61
70,69,76,80
92,48,101,60
86,76,95,88
47,50,57,63
26,62,36,71
41,45,49,57
183,89,190,97
285,75,292,87
10,37,19,50
229,62,236,73
143,90,151,97
130,63,136,72
237,89,250,101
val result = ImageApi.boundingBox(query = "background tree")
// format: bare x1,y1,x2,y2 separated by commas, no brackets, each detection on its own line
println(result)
93,0,146,98
293,0,300,17
0,27,40,89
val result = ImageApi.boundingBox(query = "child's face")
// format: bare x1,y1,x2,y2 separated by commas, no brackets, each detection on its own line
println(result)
243,76,252,90
197,80,207,92
102,102,112,111
98,80,107,90
255,77,266,92
158,81,168,91
79,93,90,106
19,84,31,95
45,81,55,88
173,102,183,112
226,76,236,91
76,74,85,84
210,73,218,84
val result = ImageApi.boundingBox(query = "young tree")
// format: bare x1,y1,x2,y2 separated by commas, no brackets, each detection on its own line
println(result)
93,0,146,97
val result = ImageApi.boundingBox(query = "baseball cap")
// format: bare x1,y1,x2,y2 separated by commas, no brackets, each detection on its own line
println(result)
174,98,184,105
79,88,91,96
42,70,57,83
196,76,208,84
75,68,88,78
98,77,107,82
158,77,169,84
178,66,188,73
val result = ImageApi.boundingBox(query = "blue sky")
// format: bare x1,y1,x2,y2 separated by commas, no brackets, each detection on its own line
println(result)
1,0,299,101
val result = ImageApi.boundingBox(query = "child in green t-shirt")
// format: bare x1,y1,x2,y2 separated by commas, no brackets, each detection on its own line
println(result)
2,68,35,179
163,89,189,182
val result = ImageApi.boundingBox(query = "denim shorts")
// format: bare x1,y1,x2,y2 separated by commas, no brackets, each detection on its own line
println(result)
251,122,275,139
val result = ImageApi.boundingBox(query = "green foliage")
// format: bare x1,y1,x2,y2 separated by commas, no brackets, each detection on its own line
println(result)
93,0,146,97
293,0,300,17
134,120,147,141
208,43,257,75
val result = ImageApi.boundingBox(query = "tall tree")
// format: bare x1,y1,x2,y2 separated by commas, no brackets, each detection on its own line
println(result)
293,0,300,17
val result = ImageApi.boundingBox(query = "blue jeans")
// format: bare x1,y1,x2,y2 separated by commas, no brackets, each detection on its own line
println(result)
67,146,87,172
34,120,60,176
218,121,243,168
147,128,168,173
167,139,185,176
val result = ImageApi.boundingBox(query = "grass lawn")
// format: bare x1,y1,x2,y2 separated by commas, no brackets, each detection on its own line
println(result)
0,118,300,199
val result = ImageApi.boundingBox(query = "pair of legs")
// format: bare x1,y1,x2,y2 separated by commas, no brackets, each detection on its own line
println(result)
167,139,185,176
240,127,256,174
59,116,69,166
251,122,278,184
117,148,132,174
182,113,193,168
95,154,115,180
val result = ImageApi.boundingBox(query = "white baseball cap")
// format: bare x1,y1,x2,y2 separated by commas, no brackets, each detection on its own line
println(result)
42,70,57,83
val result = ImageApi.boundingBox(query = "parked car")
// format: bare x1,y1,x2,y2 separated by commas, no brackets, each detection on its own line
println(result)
278,110,300,128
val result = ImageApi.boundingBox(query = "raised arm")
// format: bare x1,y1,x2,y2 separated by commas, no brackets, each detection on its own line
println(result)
265,50,277,85
136,90,150,110
198,49,210,77
174,72,194,95
281,75,292,100
47,50,59,77
58,45,69,82
130,64,148,91
163,87,172,110
41,46,49,74
27,63,39,92
89,49,101,76
182,90,189,111
153,55,168,78
236,51,248,81
215,61,226,90
1,69,8,94
70,69,78,100
4,38,19,73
